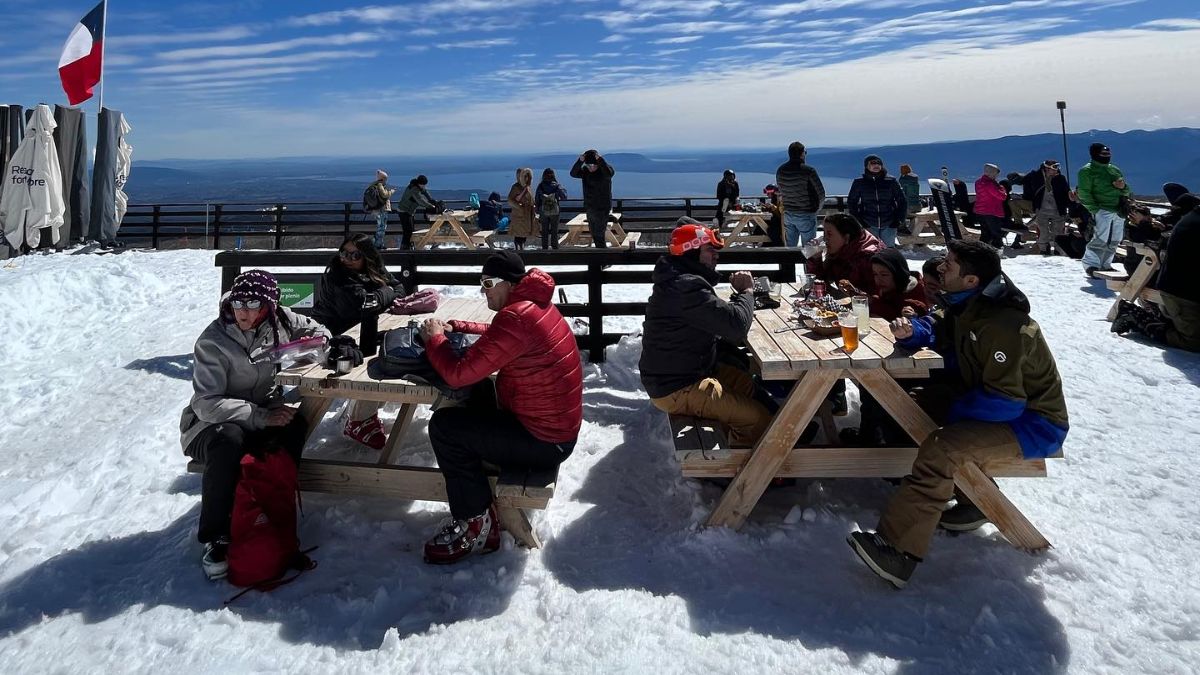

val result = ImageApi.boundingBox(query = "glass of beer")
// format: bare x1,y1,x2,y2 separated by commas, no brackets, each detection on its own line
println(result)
839,311,858,353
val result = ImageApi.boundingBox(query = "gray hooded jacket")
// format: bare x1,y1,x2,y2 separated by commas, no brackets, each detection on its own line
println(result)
179,306,330,452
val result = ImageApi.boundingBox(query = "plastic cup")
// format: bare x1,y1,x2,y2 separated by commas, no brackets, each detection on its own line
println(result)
839,311,858,353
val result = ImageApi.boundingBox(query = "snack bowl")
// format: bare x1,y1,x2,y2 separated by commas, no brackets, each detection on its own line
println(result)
803,318,843,337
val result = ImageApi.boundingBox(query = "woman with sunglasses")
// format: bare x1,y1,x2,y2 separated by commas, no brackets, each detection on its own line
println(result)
180,269,335,580
312,233,405,450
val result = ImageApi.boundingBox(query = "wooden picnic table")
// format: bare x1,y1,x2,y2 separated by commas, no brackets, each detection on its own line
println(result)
412,209,482,249
722,210,771,244
697,281,1052,550
559,212,635,248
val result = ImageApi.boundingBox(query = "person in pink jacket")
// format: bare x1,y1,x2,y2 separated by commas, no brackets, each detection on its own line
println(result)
974,164,1008,247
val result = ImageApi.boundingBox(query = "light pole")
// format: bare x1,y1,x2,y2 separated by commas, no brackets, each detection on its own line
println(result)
1057,101,1070,186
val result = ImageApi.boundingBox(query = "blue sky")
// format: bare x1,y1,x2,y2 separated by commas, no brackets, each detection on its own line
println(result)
2,0,1198,159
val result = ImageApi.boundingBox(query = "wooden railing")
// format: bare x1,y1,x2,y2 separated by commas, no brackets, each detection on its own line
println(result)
114,196,856,250
215,248,809,363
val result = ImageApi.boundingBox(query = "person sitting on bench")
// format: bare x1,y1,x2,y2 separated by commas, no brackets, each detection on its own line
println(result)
848,240,1069,589
639,218,771,448
419,251,582,564
180,270,346,580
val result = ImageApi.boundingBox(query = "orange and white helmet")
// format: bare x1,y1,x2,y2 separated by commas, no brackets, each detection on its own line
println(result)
669,219,725,256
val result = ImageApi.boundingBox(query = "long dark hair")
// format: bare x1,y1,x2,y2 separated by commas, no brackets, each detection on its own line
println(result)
329,233,391,286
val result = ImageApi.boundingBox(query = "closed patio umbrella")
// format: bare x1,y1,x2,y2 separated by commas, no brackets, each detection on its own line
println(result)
54,105,91,245
0,105,65,250
89,107,130,244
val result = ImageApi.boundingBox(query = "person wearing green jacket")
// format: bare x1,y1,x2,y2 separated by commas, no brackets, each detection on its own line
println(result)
1076,143,1131,277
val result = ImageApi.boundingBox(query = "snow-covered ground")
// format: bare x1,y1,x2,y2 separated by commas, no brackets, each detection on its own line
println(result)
0,247,1197,674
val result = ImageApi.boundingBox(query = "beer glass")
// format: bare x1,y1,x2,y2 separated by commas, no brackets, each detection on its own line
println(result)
839,311,858,353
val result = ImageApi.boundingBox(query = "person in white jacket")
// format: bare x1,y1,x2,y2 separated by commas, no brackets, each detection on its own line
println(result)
179,270,346,580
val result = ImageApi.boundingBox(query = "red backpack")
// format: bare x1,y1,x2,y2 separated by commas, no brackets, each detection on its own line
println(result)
226,450,316,592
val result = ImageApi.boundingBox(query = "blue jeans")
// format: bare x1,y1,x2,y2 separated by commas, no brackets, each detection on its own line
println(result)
1082,209,1123,270
373,211,389,248
869,226,898,248
784,212,817,247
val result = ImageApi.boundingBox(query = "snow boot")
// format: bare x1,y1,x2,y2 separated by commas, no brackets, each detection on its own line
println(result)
423,504,502,565
847,531,918,589
344,414,387,451
202,537,230,580
938,500,989,532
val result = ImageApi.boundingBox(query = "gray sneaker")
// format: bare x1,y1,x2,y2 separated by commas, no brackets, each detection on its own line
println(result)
938,501,989,532
202,538,229,580
847,531,917,589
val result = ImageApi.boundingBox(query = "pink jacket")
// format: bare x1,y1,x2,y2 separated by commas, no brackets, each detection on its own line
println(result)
973,175,1007,218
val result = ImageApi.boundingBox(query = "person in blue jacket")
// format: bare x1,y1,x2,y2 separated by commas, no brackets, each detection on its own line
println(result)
475,192,504,232
848,239,1069,589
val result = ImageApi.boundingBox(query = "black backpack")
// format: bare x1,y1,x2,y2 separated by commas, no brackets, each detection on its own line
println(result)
371,324,478,400
363,184,386,213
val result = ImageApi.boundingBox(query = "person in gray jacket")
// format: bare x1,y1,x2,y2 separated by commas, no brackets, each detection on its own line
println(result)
395,175,436,250
179,270,351,580
639,218,770,447
775,141,826,246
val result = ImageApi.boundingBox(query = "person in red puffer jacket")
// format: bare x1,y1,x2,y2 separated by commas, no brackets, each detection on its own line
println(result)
418,250,582,565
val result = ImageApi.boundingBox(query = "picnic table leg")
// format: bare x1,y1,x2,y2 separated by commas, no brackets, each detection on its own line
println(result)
706,369,841,530
852,370,1051,552
297,396,334,444
955,462,1051,551
378,402,417,465
1107,247,1159,320
495,505,541,549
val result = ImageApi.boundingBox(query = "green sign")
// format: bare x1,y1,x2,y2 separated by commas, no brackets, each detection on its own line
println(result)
278,282,315,308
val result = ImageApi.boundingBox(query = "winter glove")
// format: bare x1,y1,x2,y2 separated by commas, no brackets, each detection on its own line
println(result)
326,335,364,369
698,377,724,400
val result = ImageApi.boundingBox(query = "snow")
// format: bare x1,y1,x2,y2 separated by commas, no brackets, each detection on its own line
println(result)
0,247,1198,674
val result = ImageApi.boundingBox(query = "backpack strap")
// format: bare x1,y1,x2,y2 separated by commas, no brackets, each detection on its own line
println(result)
222,546,319,606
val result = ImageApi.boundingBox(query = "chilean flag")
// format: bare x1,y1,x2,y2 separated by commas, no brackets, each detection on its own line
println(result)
58,1,105,106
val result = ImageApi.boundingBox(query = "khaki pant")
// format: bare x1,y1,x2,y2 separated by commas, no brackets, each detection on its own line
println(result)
651,364,772,448
1162,292,1200,352
1035,211,1068,247
878,420,1022,558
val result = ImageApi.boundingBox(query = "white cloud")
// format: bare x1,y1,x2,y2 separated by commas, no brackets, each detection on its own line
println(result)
434,38,514,49
108,26,258,47
652,35,704,44
136,50,377,75
600,34,629,43
158,32,380,60
287,0,542,27
1138,18,1200,30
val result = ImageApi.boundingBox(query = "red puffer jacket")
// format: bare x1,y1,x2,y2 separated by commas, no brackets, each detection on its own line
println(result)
426,268,583,443
806,231,884,292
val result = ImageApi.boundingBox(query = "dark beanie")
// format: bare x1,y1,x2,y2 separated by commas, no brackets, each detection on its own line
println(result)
871,248,910,293
1089,143,1111,161
1163,182,1191,206
228,269,280,309
864,154,882,168
482,250,526,282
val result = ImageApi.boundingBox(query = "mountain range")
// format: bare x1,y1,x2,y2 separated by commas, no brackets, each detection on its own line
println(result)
126,127,1200,203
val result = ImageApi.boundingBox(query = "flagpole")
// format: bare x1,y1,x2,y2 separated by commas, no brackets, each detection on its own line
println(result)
98,0,108,110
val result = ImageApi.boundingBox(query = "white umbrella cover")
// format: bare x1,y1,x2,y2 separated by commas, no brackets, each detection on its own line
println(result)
0,105,65,249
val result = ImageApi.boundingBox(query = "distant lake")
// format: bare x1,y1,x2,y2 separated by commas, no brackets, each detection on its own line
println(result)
324,171,858,198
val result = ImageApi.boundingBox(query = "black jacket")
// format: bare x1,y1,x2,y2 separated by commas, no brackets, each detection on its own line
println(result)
1023,168,1070,216
1159,205,1200,303
848,171,907,230
716,178,740,210
311,263,402,336
570,157,615,212
775,148,825,213
639,255,755,398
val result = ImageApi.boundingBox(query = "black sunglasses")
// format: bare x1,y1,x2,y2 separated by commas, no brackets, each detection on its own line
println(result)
339,249,364,261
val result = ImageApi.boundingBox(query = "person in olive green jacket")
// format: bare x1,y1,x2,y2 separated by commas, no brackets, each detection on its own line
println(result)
848,239,1068,589
1077,143,1132,276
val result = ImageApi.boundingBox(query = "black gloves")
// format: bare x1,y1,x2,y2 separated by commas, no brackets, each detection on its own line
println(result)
327,335,364,369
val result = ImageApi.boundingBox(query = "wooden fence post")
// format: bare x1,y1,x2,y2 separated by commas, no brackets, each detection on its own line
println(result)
212,204,223,249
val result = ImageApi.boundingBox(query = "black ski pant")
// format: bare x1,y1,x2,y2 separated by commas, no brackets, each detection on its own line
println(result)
586,207,609,248
540,214,560,249
977,214,1006,247
185,416,307,544
429,389,574,520
397,211,416,250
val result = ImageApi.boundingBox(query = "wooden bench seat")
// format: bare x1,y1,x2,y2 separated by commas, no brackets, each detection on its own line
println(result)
621,231,641,250
1095,269,1130,285
471,230,495,247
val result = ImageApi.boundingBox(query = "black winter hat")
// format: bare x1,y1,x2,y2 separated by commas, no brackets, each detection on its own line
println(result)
870,248,911,293
1163,182,1191,206
482,250,526,283
1089,143,1111,161
864,154,883,169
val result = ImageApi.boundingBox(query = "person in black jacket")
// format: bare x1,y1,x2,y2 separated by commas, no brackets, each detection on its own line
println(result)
848,154,907,248
1023,160,1071,255
570,149,616,248
639,218,770,447
312,233,404,449
775,141,826,246
475,191,504,232
715,169,740,228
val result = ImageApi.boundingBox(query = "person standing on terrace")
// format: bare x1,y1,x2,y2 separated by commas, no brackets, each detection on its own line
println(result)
367,170,395,250
570,149,615,248
848,154,907,248
775,141,825,246
715,169,740,228
1077,143,1132,278
396,175,436,250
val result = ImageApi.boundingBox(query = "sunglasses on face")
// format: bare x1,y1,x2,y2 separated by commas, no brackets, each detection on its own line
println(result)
480,277,504,289
339,249,363,261
230,299,263,310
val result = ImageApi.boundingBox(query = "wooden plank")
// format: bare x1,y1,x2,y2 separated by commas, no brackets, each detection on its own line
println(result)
378,402,417,465
521,467,558,501
680,447,1048,478
297,397,334,442
859,318,914,369
746,310,803,379
794,329,852,369
705,368,841,529
766,304,824,372
495,505,541,549
842,328,884,369
495,468,528,499
955,462,1051,552
1107,247,1160,320
849,369,938,444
